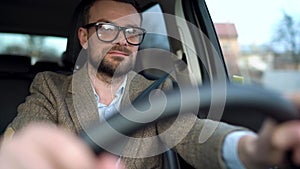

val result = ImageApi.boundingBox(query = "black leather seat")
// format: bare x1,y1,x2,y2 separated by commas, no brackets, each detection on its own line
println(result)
0,54,34,134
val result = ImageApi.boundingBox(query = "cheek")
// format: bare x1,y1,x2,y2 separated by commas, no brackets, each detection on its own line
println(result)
131,47,139,57
133,46,139,50
131,53,137,64
131,46,139,54
88,39,110,57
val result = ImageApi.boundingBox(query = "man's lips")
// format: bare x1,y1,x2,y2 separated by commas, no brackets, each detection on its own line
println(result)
108,50,129,57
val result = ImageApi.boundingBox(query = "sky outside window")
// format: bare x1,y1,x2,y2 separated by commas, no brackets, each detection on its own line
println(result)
206,0,300,46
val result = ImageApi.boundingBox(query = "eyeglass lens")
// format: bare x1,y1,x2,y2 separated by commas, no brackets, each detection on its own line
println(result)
96,23,144,45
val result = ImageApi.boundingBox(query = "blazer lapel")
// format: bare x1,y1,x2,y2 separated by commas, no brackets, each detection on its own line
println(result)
66,64,100,133
120,72,163,168
65,68,149,133
120,71,153,110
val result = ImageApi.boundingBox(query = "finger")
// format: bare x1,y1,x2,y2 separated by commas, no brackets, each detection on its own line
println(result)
15,123,96,169
96,153,126,169
272,121,300,150
284,93,300,112
0,132,53,169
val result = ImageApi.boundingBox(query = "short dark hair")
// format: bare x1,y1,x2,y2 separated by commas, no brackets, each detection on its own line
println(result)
82,0,142,25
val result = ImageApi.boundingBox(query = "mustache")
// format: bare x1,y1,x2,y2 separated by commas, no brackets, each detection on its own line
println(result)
107,45,133,56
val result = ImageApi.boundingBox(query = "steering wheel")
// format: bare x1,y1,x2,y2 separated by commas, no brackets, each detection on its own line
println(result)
80,84,299,168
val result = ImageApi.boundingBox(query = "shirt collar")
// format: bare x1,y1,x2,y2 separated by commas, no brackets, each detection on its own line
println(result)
90,76,127,104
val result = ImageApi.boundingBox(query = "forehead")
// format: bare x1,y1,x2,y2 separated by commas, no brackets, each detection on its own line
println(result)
89,0,141,26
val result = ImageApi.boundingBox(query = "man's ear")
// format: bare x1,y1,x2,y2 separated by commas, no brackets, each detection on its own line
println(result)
78,27,88,49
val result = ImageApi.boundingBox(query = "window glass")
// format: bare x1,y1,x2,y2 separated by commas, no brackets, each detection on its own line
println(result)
135,4,172,79
206,0,300,94
0,33,67,64
140,4,170,50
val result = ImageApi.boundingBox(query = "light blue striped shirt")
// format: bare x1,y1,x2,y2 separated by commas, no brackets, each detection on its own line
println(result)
92,77,127,122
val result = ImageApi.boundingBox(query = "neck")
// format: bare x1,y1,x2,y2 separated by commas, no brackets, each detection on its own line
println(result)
88,64,126,105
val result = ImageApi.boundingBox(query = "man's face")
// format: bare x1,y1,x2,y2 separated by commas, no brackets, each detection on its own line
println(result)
85,0,141,77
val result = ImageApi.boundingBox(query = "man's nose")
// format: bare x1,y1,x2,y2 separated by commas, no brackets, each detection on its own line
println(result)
113,31,128,46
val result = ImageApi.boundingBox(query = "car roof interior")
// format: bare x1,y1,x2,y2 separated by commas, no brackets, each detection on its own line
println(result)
0,0,174,37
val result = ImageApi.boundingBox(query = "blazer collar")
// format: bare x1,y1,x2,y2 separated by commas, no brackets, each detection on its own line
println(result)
66,64,100,132
65,63,153,131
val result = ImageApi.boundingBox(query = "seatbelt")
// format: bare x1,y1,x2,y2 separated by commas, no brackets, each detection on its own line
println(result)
132,59,186,108
132,64,183,169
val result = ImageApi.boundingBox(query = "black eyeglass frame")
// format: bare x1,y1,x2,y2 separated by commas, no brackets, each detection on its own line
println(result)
82,22,146,46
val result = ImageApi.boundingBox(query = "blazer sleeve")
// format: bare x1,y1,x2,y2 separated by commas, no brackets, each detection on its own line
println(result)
5,72,67,133
156,113,246,169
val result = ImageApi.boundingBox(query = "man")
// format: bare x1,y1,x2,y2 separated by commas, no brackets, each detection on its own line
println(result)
1,0,300,169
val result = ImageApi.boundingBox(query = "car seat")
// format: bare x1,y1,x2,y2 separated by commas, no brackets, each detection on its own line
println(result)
0,54,34,134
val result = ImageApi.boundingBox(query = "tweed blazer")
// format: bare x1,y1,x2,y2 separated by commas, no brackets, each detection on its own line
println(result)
6,65,243,169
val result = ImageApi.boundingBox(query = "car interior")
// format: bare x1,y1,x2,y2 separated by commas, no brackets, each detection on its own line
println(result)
0,0,213,134
0,1,210,168
1,0,298,168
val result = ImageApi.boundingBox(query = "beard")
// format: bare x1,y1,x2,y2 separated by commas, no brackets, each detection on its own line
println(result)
89,46,135,78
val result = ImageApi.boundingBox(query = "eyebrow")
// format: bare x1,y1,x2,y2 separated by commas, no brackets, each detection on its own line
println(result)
95,19,139,27
95,19,111,23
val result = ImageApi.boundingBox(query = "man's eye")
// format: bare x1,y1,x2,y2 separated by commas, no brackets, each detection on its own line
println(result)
126,28,138,35
100,25,115,32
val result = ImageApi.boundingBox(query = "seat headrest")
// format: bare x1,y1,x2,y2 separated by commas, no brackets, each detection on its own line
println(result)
0,54,31,73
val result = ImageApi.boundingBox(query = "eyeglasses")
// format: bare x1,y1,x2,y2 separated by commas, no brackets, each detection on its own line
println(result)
82,22,146,46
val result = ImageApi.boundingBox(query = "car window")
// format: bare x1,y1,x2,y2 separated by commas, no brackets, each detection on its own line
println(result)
140,4,170,50
206,0,300,94
0,33,67,64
